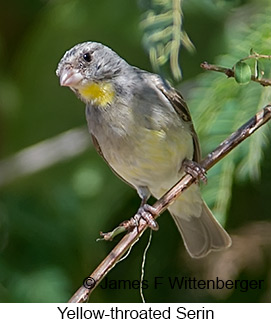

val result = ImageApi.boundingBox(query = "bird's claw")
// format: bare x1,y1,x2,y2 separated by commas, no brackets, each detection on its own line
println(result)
133,204,159,231
182,159,207,184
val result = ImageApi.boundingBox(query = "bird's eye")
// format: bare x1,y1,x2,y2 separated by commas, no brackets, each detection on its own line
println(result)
83,52,92,62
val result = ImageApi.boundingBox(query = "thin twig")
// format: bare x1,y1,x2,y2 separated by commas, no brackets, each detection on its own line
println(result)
241,53,271,61
68,105,271,303
201,61,271,87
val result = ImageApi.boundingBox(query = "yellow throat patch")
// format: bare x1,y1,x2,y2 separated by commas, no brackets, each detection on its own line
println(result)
78,82,115,106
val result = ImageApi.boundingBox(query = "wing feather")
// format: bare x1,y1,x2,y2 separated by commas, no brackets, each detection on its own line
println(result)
151,76,201,162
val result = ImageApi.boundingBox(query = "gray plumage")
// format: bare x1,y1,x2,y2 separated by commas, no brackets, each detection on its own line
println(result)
56,41,231,258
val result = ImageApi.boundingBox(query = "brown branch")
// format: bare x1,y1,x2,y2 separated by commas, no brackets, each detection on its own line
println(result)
201,61,271,87
241,53,271,61
68,105,271,303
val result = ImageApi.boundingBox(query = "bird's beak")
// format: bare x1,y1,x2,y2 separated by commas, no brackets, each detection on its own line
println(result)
59,66,84,87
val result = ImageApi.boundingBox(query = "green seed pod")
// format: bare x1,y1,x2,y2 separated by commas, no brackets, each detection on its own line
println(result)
234,61,252,84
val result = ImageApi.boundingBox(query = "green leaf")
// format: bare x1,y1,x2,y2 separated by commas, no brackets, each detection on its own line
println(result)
234,61,252,84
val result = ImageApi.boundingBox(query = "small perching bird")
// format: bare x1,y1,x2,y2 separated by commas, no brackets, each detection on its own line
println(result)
56,41,231,258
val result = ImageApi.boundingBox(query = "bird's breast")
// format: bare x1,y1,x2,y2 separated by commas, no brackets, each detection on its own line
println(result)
87,104,194,191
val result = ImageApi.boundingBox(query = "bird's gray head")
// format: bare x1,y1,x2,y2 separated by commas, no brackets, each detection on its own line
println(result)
56,42,131,105
56,42,128,86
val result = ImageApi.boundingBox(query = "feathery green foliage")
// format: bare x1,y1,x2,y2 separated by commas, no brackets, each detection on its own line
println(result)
189,3,271,224
139,0,194,80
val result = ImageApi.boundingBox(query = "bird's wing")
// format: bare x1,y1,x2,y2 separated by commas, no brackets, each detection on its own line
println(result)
152,76,201,163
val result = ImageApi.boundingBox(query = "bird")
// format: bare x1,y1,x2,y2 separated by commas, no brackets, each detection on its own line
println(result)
56,41,231,258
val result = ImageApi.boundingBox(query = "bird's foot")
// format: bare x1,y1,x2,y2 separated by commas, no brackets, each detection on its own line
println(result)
99,205,159,241
134,204,159,231
182,159,207,183
122,204,159,232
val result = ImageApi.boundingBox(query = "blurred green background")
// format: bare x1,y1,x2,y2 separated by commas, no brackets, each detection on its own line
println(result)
0,0,271,302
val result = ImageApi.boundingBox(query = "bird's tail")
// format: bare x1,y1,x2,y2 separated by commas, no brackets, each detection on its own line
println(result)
168,187,231,258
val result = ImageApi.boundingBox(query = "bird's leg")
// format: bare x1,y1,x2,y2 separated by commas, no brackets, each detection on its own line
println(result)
182,158,207,183
119,208,159,233
134,202,159,231
130,186,159,231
